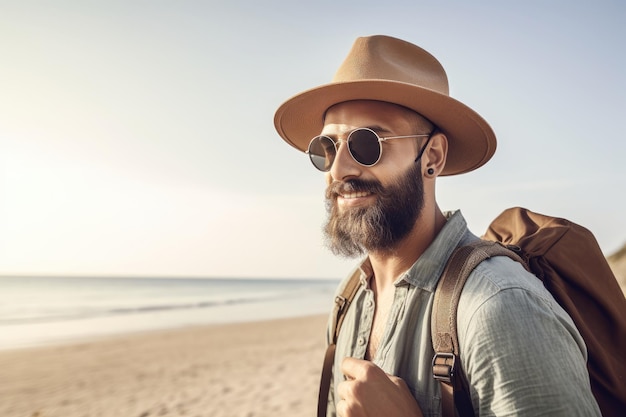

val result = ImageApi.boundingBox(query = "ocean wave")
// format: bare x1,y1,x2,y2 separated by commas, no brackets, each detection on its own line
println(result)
0,287,334,326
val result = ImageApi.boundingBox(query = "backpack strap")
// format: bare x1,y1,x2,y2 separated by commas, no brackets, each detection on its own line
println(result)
432,240,526,417
317,240,526,417
318,268,362,417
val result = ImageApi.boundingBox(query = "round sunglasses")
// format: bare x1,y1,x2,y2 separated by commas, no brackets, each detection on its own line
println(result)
306,127,431,172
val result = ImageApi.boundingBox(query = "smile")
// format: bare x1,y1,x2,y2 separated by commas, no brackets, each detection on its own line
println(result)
340,191,373,199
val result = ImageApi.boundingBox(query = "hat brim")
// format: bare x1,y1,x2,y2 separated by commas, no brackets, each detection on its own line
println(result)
274,80,496,176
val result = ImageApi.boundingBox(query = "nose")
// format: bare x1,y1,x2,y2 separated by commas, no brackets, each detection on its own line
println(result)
329,140,362,181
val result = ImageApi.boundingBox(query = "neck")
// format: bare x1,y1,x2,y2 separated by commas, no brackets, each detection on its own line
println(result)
367,203,447,293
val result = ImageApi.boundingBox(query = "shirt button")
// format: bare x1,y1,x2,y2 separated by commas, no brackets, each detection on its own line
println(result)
366,299,374,308
357,336,366,346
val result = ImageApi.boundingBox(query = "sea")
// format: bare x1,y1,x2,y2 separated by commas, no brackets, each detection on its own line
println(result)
0,276,340,351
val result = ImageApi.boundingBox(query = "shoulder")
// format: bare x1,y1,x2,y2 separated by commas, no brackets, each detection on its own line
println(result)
457,255,579,337
456,253,590,367
459,255,556,314
454,256,599,415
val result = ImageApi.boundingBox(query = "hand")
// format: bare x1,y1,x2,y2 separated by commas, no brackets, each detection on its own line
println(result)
336,357,424,417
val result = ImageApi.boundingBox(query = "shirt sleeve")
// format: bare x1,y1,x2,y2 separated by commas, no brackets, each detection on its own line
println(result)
459,279,601,417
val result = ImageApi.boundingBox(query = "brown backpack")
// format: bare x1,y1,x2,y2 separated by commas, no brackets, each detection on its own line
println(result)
432,207,626,417
318,207,626,417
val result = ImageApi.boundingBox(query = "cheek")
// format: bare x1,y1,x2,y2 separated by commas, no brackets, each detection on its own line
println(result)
376,157,415,179
381,143,416,167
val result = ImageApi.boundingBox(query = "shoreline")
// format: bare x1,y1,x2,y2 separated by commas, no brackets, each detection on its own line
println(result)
0,306,333,352
0,314,329,417
0,275,338,352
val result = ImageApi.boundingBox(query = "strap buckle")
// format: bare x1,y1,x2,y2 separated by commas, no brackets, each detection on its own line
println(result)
432,352,457,384
335,295,347,311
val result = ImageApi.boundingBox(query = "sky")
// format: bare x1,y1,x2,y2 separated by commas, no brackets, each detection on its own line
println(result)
1,0,624,279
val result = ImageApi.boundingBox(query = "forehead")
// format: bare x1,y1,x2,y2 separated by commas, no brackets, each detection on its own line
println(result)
321,100,419,136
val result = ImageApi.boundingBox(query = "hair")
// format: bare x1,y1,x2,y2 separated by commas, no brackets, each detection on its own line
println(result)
406,109,435,134
403,108,436,156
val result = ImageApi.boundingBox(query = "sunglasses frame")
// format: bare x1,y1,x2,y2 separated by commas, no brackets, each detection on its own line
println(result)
306,127,431,172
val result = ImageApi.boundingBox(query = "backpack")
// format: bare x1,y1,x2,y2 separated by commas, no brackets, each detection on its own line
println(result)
317,207,626,417
432,207,626,417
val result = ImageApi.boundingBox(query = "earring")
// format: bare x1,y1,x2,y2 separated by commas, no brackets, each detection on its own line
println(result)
427,167,435,176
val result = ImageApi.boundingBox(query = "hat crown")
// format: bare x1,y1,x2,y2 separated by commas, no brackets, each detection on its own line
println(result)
332,35,450,96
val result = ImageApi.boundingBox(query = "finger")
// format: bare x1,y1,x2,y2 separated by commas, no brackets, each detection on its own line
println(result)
387,374,417,399
341,357,376,380
336,399,348,417
387,374,409,389
336,391,360,417
337,378,353,400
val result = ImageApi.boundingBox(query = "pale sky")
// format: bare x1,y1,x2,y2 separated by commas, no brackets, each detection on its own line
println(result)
1,0,624,279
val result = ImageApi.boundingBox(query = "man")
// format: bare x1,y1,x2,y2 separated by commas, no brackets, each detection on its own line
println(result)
274,35,600,416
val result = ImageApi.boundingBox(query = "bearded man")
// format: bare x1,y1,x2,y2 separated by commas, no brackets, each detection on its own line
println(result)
274,35,600,417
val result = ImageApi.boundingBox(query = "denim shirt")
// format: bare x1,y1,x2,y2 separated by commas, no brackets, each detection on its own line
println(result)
326,210,601,416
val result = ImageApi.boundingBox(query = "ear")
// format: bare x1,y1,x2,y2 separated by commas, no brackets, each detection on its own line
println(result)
422,132,448,177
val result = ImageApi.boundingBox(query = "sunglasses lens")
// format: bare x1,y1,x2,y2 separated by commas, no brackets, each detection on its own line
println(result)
308,136,335,171
348,129,381,166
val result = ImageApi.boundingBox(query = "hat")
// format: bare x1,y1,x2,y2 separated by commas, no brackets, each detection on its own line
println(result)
273,35,496,176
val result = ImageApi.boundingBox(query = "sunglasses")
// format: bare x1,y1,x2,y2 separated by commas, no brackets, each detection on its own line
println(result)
306,127,432,172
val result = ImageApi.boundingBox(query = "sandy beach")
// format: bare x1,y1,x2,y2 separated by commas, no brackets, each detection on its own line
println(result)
0,314,329,417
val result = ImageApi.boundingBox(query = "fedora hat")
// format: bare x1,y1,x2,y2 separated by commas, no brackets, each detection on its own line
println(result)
273,35,496,176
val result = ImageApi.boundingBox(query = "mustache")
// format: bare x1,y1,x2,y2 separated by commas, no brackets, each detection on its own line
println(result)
325,179,385,200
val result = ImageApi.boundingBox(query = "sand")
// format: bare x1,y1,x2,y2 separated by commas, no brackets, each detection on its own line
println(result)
0,314,329,417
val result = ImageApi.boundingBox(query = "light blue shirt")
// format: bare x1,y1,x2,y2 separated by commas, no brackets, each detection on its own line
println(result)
326,210,601,416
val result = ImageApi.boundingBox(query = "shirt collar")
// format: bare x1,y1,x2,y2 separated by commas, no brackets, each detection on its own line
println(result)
400,210,469,291
357,257,373,287
355,210,471,291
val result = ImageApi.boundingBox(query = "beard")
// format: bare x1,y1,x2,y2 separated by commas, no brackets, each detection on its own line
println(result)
323,161,425,258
